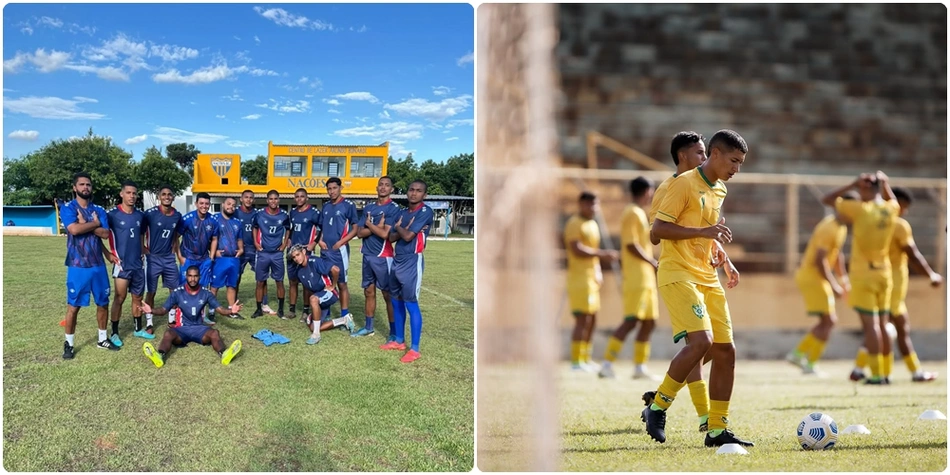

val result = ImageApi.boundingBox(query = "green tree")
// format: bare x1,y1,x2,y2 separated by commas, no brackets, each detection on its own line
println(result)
134,146,192,196
166,143,201,176
387,153,418,194
3,159,36,205
241,154,269,185
442,153,474,196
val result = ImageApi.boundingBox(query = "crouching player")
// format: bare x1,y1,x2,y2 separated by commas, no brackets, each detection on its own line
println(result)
288,245,354,345
138,266,243,367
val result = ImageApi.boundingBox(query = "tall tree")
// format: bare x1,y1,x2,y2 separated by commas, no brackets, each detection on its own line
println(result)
166,143,201,176
134,145,192,196
387,153,417,194
3,159,35,205
241,154,269,185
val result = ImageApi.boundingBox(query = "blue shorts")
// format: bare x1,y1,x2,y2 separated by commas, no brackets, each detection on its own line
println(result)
287,249,312,282
173,324,211,346
239,248,256,275
255,251,285,282
322,247,350,284
211,257,240,289
361,255,393,292
66,266,111,307
146,253,179,292
180,258,212,287
312,289,339,310
390,254,424,303
113,266,146,296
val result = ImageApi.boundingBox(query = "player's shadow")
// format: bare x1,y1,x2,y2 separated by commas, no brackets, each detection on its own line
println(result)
563,427,644,437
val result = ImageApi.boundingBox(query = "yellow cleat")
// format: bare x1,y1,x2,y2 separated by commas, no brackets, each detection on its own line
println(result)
221,339,242,366
143,342,164,368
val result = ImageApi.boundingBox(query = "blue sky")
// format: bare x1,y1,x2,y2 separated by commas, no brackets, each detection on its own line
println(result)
2,3,474,163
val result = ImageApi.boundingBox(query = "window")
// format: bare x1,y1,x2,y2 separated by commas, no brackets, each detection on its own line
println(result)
350,156,383,178
312,156,346,177
274,156,307,177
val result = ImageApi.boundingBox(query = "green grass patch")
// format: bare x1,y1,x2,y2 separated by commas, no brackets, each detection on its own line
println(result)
3,236,473,471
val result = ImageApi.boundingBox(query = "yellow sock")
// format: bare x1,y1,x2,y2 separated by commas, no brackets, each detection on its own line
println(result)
653,373,687,410
687,380,709,418
854,347,869,369
882,352,893,378
709,400,730,431
806,337,827,364
570,341,581,365
585,341,594,363
904,352,922,373
868,353,882,378
795,333,816,355
633,341,650,365
604,337,622,363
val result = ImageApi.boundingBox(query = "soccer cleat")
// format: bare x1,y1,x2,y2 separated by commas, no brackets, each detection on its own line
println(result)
133,329,156,340
802,365,827,378
704,429,754,447
864,376,887,385
351,327,375,337
145,325,155,335
307,335,322,345
598,365,616,379
633,368,661,381
286,309,297,320
229,313,244,320
143,342,164,368
580,361,600,373
262,304,277,316
109,333,123,348
913,371,938,382
641,406,667,443
400,350,422,363
221,340,242,365
571,364,585,372
849,369,866,382
277,310,287,320
251,309,264,319
380,340,407,351
62,341,75,360
344,315,355,333
786,351,806,369
699,420,709,432
97,339,121,351
203,315,216,325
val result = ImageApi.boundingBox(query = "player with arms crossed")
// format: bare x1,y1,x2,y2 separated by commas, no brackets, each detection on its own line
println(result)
318,177,360,320
287,188,320,321
642,129,753,447
60,172,121,358
143,185,183,331
252,190,291,318
287,245,352,344
786,194,855,375
821,171,900,385
382,180,434,363
234,190,274,315
353,176,401,338
139,266,243,367
105,180,147,347
209,197,245,318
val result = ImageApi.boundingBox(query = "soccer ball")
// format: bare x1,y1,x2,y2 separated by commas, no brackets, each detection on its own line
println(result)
797,412,838,450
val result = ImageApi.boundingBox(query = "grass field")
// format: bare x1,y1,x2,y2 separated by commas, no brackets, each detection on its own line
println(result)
479,360,948,471
3,236,474,472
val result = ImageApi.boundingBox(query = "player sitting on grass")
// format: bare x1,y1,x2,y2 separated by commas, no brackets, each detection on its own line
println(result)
287,245,353,345
138,266,243,367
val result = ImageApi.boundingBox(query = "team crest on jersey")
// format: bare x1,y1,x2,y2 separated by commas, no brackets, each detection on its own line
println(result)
120,221,126,226
692,304,705,318
206,225,212,231
212,158,232,177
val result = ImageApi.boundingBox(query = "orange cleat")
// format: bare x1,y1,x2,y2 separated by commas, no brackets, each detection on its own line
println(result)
380,341,407,351
400,350,421,363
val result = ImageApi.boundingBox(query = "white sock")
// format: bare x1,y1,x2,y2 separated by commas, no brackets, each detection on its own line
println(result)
65,334,75,346
146,313,153,326
311,325,321,338
331,317,346,328
98,329,108,342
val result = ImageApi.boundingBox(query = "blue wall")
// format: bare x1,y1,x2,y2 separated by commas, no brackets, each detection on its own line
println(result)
3,206,58,231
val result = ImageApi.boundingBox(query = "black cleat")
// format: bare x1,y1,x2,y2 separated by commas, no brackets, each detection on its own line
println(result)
96,339,121,351
641,406,667,443
63,341,75,360
251,310,264,319
705,429,754,447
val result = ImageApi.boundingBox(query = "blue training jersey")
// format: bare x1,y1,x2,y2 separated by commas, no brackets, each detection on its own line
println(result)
143,206,183,256
178,211,218,260
320,198,358,245
60,199,110,268
392,203,434,257
290,205,320,247
234,205,258,250
212,213,243,257
297,255,335,293
107,206,146,270
164,287,221,326
253,208,290,252
360,199,400,257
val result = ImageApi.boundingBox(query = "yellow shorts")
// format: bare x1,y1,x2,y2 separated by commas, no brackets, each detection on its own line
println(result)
568,277,601,315
848,273,893,316
658,281,732,344
623,284,658,320
890,277,908,316
795,273,835,316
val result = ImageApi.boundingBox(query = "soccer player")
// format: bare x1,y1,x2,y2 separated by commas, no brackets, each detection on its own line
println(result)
786,194,855,375
138,266,244,367
209,197,245,318
563,191,618,371
252,190,291,318
599,177,660,380
318,177,359,320
287,245,353,344
234,190,273,315
60,172,121,358
821,171,900,385
287,188,320,320
381,179,434,363
105,180,147,347
143,185,183,331
177,192,217,289
353,176,401,338
642,129,753,447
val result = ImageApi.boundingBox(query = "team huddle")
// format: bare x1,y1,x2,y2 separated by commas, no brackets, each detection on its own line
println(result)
59,173,434,366
563,129,943,448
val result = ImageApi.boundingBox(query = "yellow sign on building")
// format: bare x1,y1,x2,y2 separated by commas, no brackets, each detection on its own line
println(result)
193,141,389,196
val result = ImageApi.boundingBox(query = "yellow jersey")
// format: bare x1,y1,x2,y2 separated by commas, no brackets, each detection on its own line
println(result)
621,203,655,288
648,174,678,225
835,197,900,278
564,214,602,282
796,215,848,280
888,217,914,285
653,167,726,288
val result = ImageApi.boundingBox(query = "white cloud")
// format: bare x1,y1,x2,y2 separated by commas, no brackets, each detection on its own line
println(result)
323,98,340,106
304,93,314,98
242,114,262,120
37,16,63,28
351,25,368,33
379,110,391,119
387,141,414,158
327,109,341,114
446,118,474,128
249,67,278,76
3,52,31,73
33,49,71,72
83,34,148,62
72,96,98,103
152,63,240,84
152,126,227,144
333,92,379,104
254,35,261,44
68,23,96,36
222,91,243,101
63,64,130,81
253,6,335,31
233,36,241,41
333,121,424,143
300,76,309,83
255,99,310,113
384,95,472,121
215,114,226,119
445,137,459,141
432,86,452,96
8,130,39,141
457,51,474,67
226,140,267,148
21,26,33,35
124,134,148,145
149,44,199,62
3,95,105,120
